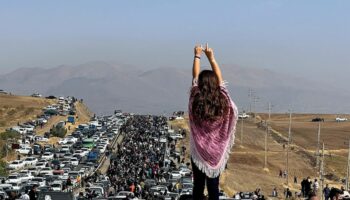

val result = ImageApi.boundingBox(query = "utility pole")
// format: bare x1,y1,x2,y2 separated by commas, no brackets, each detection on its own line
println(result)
264,102,272,169
316,122,321,170
320,142,325,200
241,115,244,144
264,125,268,169
286,110,292,186
346,139,350,190
249,88,253,114
253,96,259,121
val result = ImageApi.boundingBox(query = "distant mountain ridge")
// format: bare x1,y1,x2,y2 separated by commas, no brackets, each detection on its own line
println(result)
1,61,349,115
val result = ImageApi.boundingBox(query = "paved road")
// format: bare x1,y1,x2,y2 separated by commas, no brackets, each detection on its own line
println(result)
99,134,124,174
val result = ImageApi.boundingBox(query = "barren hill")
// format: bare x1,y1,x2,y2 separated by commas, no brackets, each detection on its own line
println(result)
0,94,93,135
1,61,350,114
0,94,56,132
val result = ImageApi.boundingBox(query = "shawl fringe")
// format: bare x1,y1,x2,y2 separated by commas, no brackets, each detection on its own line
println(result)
190,97,238,178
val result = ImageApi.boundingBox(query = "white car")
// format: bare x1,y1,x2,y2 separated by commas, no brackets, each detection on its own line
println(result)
11,126,27,134
8,160,25,170
35,162,47,169
97,146,106,153
18,172,33,182
42,152,54,160
24,157,38,166
30,177,46,187
81,148,90,155
6,174,23,184
336,117,348,122
39,167,53,176
179,168,192,176
51,181,62,191
73,150,86,157
169,134,183,140
58,140,67,145
61,145,70,152
70,158,79,166
16,147,32,155
65,136,77,143
34,136,48,142
170,171,182,179
238,113,250,119
9,182,22,190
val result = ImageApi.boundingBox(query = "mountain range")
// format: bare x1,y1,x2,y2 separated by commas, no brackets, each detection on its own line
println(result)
1,61,349,115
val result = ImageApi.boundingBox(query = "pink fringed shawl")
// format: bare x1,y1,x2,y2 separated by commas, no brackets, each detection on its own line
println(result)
189,80,238,178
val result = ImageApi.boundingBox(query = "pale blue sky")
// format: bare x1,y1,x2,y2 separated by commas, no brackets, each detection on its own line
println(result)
0,0,349,83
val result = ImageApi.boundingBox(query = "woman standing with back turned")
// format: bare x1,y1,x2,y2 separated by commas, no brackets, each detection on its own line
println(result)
189,43,238,200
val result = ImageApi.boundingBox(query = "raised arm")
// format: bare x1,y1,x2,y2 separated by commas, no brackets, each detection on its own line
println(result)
204,43,223,84
192,45,202,82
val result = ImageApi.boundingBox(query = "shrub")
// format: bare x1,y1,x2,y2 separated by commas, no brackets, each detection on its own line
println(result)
24,107,35,115
50,126,67,138
7,109,16,116
0,130,21,140
0,160,8,176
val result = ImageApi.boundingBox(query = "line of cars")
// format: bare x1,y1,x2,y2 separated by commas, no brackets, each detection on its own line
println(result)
1,112,128,199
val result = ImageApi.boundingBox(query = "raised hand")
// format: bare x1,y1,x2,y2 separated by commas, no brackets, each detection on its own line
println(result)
204,43,215,61
194,45,203,57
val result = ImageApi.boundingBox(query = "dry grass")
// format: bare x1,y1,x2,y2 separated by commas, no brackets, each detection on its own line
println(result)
170,114,345,198
0,94,55,132
0,95,93,149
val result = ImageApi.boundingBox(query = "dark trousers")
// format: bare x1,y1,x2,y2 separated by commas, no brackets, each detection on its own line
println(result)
192,159,220,200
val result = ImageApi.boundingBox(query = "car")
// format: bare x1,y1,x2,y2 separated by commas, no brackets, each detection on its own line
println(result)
63,153,73,159
170,171,182,179
57,150,69,158
58,139,67,145
169,134,183,140
34,136,48,142
97,146,106,153
8,160,25,170
39,167,53,176
86,186,105,198
336,117,348,122
42,152,54,160
27,167,39,176
238,113,250,119
61,145,71,151
16,147,32,155
51,181,63,191
24,157,38,166
179,168,192,176
73,150,86,157
9,182,22,190
6,174,23,184
116,191,134,198
30,177,46,187
70,158,79,166
66,136,78,143
35,162,47,169
18,171,33,182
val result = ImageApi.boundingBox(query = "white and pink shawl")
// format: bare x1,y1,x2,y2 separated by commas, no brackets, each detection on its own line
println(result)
188,80,238,178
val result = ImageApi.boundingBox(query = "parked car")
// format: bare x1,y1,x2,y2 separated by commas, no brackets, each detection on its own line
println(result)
16,147,32,155
42,152,54,160
23,157,38,166
8,160,25,170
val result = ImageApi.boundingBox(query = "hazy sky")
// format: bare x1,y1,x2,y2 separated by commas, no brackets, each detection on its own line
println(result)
1,0,349,83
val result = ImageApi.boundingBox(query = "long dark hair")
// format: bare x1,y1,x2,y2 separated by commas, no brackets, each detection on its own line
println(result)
192,70,228,123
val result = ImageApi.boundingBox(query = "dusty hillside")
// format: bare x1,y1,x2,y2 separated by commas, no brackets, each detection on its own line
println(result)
170,114,345,198
259,113,350,182
0,94,93,136
0,94,56,132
